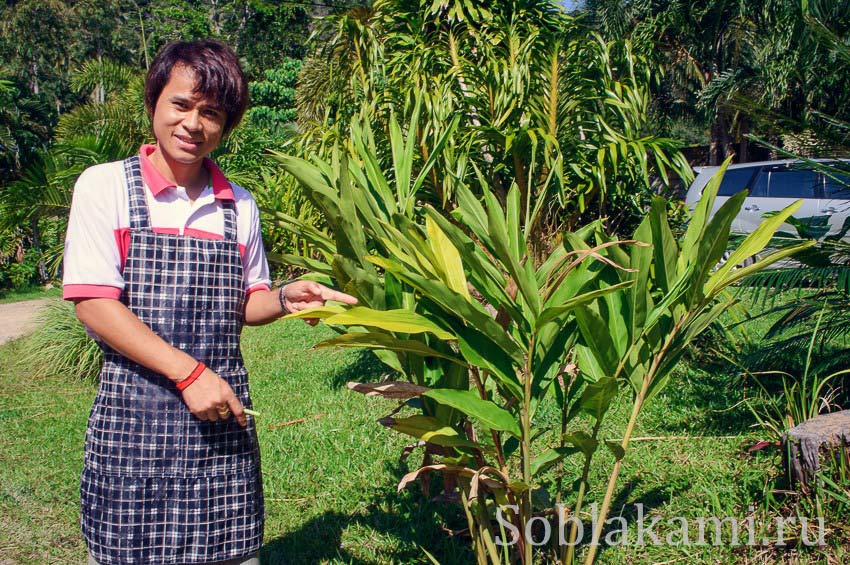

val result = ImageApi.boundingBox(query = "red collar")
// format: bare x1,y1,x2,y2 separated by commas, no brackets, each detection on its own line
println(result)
139,144,235,201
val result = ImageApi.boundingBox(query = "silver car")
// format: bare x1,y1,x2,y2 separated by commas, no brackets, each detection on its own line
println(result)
684,159,850,240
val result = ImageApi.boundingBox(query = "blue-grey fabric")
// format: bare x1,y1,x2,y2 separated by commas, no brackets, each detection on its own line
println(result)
81,156,263,564
88,551,260,565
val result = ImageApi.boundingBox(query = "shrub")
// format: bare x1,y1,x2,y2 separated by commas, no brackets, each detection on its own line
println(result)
23,300,101,381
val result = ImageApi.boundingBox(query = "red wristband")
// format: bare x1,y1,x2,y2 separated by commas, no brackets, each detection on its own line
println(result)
176,361,206,391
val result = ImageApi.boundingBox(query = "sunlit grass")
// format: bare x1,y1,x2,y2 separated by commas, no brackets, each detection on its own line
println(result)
0,284,61,304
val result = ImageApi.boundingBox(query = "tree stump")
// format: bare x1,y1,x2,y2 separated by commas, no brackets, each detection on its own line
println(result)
782,410,850,486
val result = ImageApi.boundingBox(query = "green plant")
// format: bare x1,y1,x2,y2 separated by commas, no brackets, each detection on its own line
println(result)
744,302,848,441
22,300,102,381
5,248,40,288
297,1,691,239
735,179,850,375
808,453,850,528
2,303,833,563
275,101,813,563
246,59,301,137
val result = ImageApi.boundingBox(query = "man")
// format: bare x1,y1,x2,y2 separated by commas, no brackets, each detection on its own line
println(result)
63,40,356,564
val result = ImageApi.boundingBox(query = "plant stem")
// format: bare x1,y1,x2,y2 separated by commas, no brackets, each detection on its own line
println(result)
564,420,602,564
520,340,535,564
583,323,682,564
462,490,488,565
555,373,569,533
472,367,509,473
582,380,647,564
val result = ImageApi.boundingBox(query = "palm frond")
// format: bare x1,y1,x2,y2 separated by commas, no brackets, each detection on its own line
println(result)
70,59,138,101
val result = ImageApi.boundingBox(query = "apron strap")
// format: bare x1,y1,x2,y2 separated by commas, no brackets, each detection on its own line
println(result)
222,202,237,241
124,154,237,240
123,156,152,230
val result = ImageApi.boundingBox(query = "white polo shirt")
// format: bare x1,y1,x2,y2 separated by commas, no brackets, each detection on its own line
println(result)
63,144,271,301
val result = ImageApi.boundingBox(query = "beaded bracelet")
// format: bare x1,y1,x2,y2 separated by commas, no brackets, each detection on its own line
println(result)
176,361,206,391
278,285,290,314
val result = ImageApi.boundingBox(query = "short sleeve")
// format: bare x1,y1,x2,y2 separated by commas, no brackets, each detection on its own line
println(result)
62,163,126,300
240,191,271,293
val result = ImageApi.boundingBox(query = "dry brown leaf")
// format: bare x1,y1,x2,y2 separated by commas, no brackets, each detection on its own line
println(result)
398,464,502,492
347,381,430,399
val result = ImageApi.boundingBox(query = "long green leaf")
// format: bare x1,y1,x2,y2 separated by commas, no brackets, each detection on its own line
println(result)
712,241,817,291
368,256,526,365
706,200,805,295
530,447,580,476
574,305,621,378
446,319,524,399
282,305,347,320
424,389,521,438
317,332,468,366
411,114,460,195
323,307,455,340
687,190,749,302
564,431,598,457
426,215,471,299
484,188,541,315
536,280,634,328
380,415,484,449
647,197,677,295
679,158,732,270
569,376,618,422
423,206,527,327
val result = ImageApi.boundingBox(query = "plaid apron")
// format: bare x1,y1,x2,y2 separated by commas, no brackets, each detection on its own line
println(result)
81,156,264,564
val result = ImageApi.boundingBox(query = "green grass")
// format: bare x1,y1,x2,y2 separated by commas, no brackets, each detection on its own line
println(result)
0,315,846,563
0,284,61,304
0,337,92,561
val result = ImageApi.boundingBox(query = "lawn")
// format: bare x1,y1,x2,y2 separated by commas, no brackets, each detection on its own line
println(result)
0,284,61,304
0,313,845,563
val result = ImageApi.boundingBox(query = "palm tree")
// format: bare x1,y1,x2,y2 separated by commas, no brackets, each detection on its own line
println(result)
1,58,147,284
53,59,149,146
732,0,850,156
295,4,380,128
0,74,49,180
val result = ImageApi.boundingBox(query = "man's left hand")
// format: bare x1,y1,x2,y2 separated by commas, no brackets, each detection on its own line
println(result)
282,280,358,325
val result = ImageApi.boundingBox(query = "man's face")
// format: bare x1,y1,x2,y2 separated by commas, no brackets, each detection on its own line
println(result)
151,65,226,164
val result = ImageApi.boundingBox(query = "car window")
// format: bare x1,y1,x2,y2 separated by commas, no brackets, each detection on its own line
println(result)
749,168,769,196
824,172,850,199
751,165,821,198
769,168,820,198
717,167,759,196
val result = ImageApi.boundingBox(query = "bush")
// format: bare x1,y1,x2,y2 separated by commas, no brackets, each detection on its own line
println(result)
23,300,101,381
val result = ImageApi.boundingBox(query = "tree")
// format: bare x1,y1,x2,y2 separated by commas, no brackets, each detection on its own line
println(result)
246,58,301,136
730,1,850,374
295,0,691,246
730,0,850,155
584,0,756,164
0,0,330,289
141,0,327,77
0,75,49,181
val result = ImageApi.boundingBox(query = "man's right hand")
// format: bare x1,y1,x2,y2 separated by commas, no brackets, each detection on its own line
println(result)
180,368,247,427
74,298,248,427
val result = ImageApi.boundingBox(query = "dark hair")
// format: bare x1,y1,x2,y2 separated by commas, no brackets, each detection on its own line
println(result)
145,40,248,135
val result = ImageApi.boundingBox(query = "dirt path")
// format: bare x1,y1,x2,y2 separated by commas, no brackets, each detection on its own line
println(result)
0,298,52,345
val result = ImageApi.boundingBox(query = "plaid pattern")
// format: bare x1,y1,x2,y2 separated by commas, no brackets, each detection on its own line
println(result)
81,156,263,564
